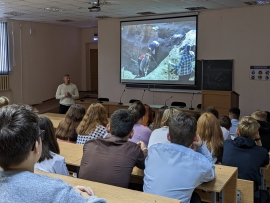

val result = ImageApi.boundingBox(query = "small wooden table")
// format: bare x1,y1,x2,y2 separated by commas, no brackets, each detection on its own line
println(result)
35,170,180,203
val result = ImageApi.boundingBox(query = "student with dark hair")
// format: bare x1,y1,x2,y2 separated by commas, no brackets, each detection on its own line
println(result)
79,109,147,188
0,104,107,203
229,107,240,137
201,106,219,119
223,116,269,202
56,104,85,143
251,110,270,151
128,101,152,147
219,116,232,140
142,104,154,127
144,112,215,203
35,115,69,176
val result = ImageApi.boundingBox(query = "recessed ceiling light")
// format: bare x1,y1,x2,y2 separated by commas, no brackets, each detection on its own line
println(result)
136,11,156,15
57,19,73,22
42,7,67,12
244,0,269,5
185,7,207,11
95,15,112,19
4,11,25,16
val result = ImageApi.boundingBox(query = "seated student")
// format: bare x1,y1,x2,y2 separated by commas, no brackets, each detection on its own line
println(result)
0,104,107,203
229,107,240,138
128,101,152,147
56,104,85,143
79,109,147,188
222,116,269,202
148,107,180,148
219,116,232,140
251,110,270,151
149,106,168,131
201,106,219,119
76,103,109,145
197,113,224,164
35,115,69,176
142,104,154,128
0,96,9,108
144,112,215,203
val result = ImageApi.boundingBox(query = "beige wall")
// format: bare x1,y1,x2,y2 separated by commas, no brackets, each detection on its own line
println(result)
98,5,270,117
5,20,81,105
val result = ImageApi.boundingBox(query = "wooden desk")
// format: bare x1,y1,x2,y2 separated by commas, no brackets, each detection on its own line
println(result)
76,100,201,117
35,170,180,203
58,142,238,203
195,165,238,203
42,113,65,129
58,141,83,165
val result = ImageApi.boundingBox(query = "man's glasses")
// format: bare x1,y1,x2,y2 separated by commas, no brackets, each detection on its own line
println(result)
31,130,45,151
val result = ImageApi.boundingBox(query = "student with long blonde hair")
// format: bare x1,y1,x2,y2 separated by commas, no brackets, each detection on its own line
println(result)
56,104,85,143
76,103,109,145
148,107,181,148
197,113,224,164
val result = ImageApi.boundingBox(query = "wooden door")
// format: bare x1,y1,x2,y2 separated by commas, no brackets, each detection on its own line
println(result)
90,49,98,92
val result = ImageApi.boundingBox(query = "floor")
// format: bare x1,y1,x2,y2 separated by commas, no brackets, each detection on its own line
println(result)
33,91,98,114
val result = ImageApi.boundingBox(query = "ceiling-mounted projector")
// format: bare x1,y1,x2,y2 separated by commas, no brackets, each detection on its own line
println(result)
88,0,101,12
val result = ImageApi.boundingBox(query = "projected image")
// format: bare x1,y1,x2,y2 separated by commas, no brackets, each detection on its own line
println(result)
121,16,197,85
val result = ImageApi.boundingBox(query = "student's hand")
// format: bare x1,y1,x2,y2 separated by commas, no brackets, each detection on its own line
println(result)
193,134,203,147
74,185,94,199
137,141,147,151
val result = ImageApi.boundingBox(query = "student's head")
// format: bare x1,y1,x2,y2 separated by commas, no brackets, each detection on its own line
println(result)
168,112,197,147
56,104,85,142
160,107,181,127
128,101,145,123
0,104,41,170
142,104,153,127
229,107,240,119
192,113,201,121
237,116,260,139
76,103,108,135
152,106,168,130
38,115,60,162
0,96,9,108
197,113,224,158
63,74,70,85
251,110,267,122
110,109,134,138
219,116,232,130
201,106,219,119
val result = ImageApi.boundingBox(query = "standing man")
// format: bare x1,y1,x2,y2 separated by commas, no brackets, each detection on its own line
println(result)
169,44,195,83
55,74,79,114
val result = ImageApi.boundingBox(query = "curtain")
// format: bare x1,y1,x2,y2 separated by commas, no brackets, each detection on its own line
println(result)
0,22,10,74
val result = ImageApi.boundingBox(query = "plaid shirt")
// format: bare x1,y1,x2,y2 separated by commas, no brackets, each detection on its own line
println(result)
171,53,194,76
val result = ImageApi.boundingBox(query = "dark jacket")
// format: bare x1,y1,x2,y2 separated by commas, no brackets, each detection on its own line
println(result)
222,136,269,198
257,120,270,152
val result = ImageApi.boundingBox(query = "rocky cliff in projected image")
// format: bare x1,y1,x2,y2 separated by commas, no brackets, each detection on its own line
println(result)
121,21,196,82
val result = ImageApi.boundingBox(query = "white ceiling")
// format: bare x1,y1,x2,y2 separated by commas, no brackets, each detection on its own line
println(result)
0,0,268,28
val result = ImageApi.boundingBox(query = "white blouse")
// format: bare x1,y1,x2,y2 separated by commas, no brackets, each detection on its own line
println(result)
34,151,69,176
